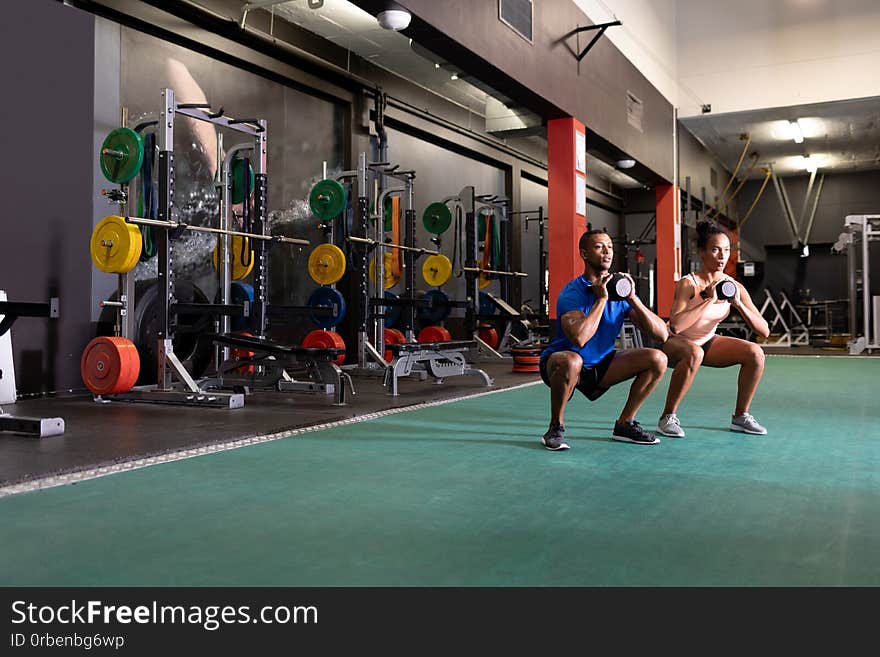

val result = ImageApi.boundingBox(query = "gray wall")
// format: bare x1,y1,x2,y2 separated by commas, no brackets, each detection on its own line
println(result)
1,0,95,396
736,170,880,301
355,0,674,184
385,126,506,323
678,122,738,222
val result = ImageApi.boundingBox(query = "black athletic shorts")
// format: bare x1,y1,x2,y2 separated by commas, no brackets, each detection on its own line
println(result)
539,350,617,402
701,336,717,353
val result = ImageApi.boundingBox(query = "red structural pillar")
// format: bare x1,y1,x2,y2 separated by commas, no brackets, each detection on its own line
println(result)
547,117,587,320
655,184,681,318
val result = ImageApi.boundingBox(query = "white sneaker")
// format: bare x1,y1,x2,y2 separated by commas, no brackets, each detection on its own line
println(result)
657,413,685,437
730,413,767,435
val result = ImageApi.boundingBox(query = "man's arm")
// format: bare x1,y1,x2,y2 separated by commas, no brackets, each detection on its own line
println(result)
560,273,611,348
620,273,668,342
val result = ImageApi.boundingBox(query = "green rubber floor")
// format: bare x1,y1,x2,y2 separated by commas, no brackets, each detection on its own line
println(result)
1,356,878,586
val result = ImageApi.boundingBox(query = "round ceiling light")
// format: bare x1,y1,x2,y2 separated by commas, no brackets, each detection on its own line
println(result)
616,159,636,169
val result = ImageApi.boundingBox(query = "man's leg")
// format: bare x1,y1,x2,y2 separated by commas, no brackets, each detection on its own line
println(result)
597,348,668,423
545,351,583,426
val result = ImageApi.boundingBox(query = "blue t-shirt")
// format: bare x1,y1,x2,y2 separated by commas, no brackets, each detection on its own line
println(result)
541,276,631,366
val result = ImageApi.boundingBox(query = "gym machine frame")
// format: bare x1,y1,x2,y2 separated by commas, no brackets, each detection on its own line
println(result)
97,88,280,407
842,215,880,355
0,292,64,437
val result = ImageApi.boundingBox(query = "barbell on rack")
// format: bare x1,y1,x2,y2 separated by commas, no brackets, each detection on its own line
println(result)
89,215,310,274
462,266,528,278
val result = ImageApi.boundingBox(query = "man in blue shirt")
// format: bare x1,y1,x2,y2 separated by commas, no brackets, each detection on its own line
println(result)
540,229,669,450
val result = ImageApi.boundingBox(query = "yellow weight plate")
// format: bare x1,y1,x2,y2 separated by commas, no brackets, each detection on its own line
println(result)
421,254,452,287
478,273,492,289
90,215,142,273
307,243,346,285
213,236,254,281
369,252,401,290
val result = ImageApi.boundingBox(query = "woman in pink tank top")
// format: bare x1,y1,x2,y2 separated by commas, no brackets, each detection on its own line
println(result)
656,222,771,438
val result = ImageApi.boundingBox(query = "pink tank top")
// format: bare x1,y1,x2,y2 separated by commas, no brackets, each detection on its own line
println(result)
676,274,732,345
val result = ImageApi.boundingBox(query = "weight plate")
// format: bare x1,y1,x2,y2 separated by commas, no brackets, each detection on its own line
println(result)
213,235,254,281
421,254,452,287
478,273,492,289
368,252,400,290
383,291,401,329
383,196,394,232
229,331,255,375
134,280,213,385
80,336,140,395
383,327,406,363
417,289,451,324
479,291,496,316
308,243,347,285
302,329,346,366
422,202,452,234
479,325,500,350
214,282,254,332
230,159,255,204
417,325,452,343
99,127,144,184
308,286,347,329
90,215,142,273
309,179,347,220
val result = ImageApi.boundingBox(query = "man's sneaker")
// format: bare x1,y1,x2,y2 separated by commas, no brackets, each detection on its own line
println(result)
730,413,767,435
541,424,569,451
657,413,686,437
612,420,660,445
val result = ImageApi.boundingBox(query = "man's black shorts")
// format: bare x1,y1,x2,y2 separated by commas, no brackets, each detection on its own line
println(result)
539,350,617,402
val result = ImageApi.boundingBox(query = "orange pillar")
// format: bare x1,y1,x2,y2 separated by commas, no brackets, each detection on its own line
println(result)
547,117,587,320
655,184,681,318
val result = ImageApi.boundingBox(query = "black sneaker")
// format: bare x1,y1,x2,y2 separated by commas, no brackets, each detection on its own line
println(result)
541,424,569,451
612,420,660,445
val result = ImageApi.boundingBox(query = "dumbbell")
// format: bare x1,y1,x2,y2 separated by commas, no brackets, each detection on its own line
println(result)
607,273,633,301
700,279,737,301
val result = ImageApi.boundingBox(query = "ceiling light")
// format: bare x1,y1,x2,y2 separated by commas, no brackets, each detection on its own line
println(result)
616,159,636,169
377,9,412,31
801,244,810,258
434,63,440,69
790,121,804,144
450,74,458,80
803,156,818,172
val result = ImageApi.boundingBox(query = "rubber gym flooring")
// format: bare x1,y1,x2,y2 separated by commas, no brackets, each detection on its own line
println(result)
0,355,878,586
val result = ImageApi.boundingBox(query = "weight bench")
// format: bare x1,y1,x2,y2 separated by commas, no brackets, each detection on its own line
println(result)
207,333,353,405
383,339,493,396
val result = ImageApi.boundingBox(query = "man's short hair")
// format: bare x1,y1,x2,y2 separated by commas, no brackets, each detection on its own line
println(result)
579,229,611,251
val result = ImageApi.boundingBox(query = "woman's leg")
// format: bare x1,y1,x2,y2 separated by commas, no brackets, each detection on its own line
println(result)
702,335,766,415
660,336,704,415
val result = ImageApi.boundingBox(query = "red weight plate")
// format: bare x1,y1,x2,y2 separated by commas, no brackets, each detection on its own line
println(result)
302,329,346,366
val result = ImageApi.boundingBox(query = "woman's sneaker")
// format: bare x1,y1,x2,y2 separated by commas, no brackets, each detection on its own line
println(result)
657,413,685,437
541,424,569,451
612,420,660,445
730,413,767,435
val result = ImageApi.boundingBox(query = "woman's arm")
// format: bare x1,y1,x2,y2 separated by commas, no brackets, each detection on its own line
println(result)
731,283,770,338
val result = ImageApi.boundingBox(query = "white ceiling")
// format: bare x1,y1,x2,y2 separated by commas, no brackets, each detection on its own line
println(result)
680,95,880,177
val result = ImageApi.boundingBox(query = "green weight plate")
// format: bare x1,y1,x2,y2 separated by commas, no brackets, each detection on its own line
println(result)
310,179,346,220
99,127,144,184
231,159,256,204
423,202,452,234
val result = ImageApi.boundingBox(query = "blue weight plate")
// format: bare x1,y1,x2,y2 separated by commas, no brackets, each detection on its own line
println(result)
418,289,451,324
308,286,346,329
384,291,401,328
479,291,496,317
231,282,254,331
